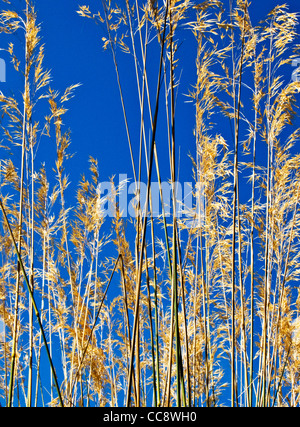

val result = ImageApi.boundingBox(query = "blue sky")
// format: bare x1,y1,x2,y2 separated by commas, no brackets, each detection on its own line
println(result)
2,0,299,200
0,0,300,407
40,0,300,195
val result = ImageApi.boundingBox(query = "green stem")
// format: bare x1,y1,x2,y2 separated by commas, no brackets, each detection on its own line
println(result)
125,1,169,407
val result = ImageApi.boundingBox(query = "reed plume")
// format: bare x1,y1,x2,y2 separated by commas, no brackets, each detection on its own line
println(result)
0,0,299,407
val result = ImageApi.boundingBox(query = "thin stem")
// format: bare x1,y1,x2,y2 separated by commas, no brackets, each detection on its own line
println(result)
0,197,64,407
9,4,29,403
126,2,169,407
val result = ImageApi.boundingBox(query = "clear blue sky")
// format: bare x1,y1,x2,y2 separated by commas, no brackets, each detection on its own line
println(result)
42,0,300,193
0,0,299,407
2,0,299,200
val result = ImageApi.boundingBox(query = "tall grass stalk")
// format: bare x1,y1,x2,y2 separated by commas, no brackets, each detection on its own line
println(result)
0,198,64,407
0,0,300,407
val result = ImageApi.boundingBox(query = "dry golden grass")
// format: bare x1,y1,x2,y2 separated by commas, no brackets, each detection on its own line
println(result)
0,0,299,407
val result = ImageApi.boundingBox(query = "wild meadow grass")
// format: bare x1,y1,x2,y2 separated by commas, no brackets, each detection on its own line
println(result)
0,0,300,407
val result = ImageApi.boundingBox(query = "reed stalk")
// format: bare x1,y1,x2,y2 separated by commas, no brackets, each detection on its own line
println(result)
0,0,299,408
8,4,29,404
0,198,64,407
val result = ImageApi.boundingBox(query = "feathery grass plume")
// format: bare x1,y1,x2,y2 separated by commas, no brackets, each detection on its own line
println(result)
0,0,64,407
0,0,299,406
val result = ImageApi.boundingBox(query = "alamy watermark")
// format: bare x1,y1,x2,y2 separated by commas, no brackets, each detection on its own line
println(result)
292,58,300,83
0,57,6,83
96,174,204,226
